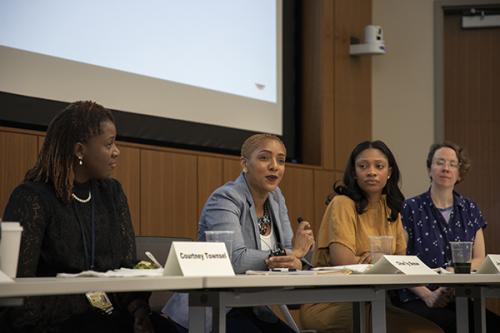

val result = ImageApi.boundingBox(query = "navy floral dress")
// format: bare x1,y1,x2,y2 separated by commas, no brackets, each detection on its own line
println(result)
399,189,486,302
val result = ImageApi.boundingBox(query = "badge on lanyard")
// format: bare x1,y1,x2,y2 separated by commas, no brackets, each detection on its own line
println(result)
86,291,114,315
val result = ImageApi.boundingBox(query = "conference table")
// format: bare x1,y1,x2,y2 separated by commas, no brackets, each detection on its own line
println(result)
1,273,499,333
0,275,204,298
188,273,500,333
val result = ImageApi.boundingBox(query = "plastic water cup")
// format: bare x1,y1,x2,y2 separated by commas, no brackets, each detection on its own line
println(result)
0,222,23,278
450,241,473,274
205,230,234,259
369,235,393,263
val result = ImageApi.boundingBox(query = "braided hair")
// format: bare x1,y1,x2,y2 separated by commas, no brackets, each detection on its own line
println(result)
25,101,114,202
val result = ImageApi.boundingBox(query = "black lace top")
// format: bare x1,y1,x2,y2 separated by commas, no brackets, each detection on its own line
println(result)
1,178,145,331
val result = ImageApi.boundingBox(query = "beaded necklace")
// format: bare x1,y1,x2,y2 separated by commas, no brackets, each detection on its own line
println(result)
257,201,272,235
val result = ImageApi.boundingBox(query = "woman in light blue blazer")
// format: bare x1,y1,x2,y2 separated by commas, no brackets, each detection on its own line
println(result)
164,133,315,333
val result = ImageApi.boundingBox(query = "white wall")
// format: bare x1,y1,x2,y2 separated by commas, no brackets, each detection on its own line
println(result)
372,0,435,197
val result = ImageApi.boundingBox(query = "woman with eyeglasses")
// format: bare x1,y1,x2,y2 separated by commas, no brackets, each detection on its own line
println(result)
163,133,315,333
393,142,500,333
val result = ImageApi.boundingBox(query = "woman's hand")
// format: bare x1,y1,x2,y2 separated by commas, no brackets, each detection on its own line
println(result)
421,287,453,308
266,255,303,270
357,252,372,264
292,220,315,258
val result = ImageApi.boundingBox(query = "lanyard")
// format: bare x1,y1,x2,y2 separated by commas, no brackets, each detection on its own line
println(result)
73,191,96,270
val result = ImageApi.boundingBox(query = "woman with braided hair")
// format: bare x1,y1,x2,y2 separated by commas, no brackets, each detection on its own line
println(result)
1,101,175,333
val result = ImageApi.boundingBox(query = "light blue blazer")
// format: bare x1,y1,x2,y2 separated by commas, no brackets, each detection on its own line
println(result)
163,173,295,328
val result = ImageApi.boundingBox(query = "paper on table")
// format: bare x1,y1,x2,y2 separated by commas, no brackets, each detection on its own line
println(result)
313,264,373,274
57,268,163,278
245,269,351,276
312,257,437,275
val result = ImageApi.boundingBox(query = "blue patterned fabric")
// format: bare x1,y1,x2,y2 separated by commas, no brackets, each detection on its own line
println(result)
399,189,486,302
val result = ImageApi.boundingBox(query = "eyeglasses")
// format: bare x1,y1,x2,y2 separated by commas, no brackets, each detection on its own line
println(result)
433,158,460,169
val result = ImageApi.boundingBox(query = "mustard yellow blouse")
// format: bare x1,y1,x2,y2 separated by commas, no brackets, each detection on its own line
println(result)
312,194,406,267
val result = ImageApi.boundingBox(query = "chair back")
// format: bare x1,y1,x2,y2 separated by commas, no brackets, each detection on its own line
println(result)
135,236,191,311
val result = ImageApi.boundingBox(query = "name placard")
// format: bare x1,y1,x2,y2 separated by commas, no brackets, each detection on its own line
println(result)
0,270,13,283
163,241,235,276
476,254,500,274
365,255,437,275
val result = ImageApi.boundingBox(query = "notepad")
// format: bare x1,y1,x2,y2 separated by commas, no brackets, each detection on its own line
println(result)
312,256,437,275
57,268,163,278
313,264,372,274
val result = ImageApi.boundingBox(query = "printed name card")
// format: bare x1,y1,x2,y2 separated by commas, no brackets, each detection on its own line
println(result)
0,270,13,283
163,241,235,277
476,254,500,274
365,255,437,275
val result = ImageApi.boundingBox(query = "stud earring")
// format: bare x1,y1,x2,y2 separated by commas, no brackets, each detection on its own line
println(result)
78,157,83,166
243,167,248,173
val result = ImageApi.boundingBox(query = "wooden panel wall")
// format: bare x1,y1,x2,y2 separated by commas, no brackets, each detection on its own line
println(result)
333,0,372,171
280,165,315,228
444,13,500,315
197,156,223,217
300,0,333,167
0,129,38,215
300,0,372,173
112,145,141,235
140,149,198,237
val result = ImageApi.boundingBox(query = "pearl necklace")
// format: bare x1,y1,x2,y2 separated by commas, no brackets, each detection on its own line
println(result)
72,191,92,203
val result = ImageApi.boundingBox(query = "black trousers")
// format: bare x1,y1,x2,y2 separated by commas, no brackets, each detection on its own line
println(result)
61,310,178,333
393,298,500,333
171,307,295,333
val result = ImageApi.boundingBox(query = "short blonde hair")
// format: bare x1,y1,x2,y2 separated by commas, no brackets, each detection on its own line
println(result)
240,134,286,159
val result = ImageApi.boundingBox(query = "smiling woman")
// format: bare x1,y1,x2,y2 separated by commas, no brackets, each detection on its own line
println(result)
0,101,177,332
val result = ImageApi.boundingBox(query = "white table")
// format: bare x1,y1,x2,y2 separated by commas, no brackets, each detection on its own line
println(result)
187,274,500,333
1,273,498,333
0,276,203,298
0,275,203,308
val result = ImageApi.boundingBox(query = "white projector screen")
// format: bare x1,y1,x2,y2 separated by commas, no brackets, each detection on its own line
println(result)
0,0,283,135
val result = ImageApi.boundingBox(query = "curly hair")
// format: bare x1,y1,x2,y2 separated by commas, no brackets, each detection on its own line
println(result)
327,140,404,222
426,141,470,183
25,101,114,202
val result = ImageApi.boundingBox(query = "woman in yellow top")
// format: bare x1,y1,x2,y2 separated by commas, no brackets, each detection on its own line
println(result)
300,140,442,333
